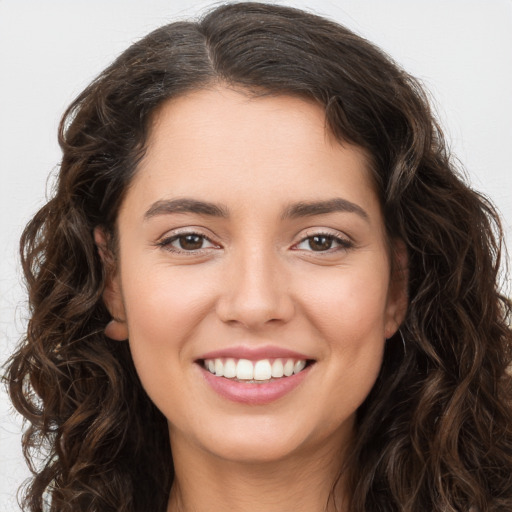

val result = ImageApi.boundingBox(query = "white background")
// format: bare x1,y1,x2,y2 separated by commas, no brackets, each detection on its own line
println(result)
1,1,511,510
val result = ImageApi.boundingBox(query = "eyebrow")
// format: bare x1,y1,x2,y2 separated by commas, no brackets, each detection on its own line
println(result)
144,198,229,220
144,197,369,222
281,198,369,221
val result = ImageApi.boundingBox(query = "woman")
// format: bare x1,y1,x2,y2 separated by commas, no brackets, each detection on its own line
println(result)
6,2,512,511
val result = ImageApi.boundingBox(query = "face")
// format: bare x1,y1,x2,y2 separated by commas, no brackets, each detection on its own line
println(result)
99,87,407,465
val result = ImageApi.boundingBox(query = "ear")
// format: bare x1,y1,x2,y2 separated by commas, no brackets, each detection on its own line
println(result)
384,239,409,339
94,227,129,341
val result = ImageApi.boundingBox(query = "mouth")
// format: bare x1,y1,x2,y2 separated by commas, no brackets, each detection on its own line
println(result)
196,347,316,404
200,357,315,383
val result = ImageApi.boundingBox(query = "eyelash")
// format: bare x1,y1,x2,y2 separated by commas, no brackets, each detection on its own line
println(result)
293,231,354,253
156,229,353,256
156,231,219,255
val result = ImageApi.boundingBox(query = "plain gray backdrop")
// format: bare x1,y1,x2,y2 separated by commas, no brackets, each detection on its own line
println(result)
1,0,511,509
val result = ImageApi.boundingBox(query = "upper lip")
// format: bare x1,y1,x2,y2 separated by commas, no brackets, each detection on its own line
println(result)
197,345,313,361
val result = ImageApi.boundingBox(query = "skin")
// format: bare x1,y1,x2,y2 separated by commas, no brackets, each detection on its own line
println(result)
97,86,408,512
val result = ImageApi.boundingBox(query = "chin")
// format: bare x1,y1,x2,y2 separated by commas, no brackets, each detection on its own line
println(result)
170,413,312,464
175,410,352,467
205,434,306,465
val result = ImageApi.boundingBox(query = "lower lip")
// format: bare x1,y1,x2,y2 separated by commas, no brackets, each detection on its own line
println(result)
200,364,312,405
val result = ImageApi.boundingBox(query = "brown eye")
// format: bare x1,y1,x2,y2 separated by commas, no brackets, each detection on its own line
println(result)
308,235,333,251
158,232,218,253
294,232,353,253
178,234,204,250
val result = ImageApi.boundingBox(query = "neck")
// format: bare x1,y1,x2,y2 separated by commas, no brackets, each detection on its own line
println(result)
166,431,351,512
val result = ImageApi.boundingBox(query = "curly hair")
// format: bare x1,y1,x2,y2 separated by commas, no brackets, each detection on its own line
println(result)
6,3,512,511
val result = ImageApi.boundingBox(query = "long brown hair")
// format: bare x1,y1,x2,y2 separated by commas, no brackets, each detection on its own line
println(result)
6,3,512,511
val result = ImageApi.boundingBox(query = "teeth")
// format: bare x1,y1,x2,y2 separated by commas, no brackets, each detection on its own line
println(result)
254,360,272,380
214,359,224,376
283,359,294,377
293,360,306,374
271,359,284,378
203,357,309,380
236,359,254,380
223,358,237,378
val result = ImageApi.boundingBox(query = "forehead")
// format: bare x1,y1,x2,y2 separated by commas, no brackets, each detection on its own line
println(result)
123,86,379,219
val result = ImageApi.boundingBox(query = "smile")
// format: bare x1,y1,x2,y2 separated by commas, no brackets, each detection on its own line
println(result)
198,355,315,405
203,358,308,382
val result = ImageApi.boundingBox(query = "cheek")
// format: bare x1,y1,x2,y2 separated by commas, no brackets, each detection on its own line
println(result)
120,264,219,367
297,263,391,344
286,265,389,439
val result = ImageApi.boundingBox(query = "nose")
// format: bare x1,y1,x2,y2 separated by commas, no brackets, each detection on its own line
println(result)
216,247,295,329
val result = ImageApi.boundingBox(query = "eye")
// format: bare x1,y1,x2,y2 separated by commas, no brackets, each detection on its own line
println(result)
158,232,219,253
294,233,353,252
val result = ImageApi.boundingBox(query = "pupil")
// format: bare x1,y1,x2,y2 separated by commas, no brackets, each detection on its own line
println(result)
309,235,332,251
180,234,203,250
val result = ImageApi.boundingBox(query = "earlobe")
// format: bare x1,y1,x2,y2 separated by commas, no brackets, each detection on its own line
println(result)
385,239,409,339
94,227,129,341
104,319,129,341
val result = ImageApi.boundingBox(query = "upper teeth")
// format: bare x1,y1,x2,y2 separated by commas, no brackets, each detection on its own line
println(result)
204,358,307,381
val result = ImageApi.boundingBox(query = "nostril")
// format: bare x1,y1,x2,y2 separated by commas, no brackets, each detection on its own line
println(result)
215,274,295,328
